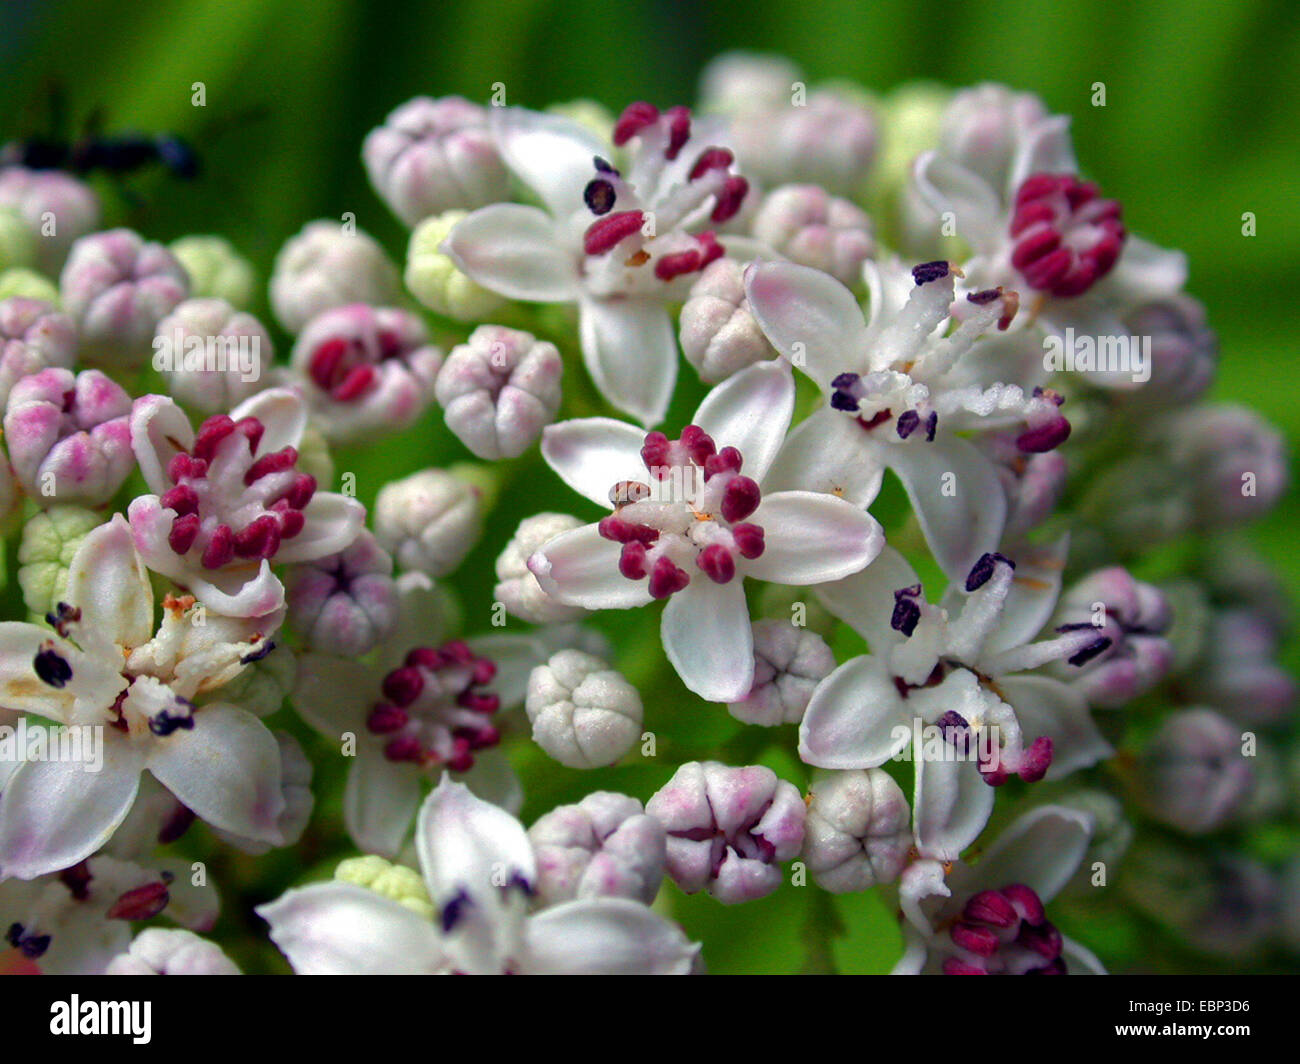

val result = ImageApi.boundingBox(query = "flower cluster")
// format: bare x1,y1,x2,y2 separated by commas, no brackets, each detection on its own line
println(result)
0,53,1292,978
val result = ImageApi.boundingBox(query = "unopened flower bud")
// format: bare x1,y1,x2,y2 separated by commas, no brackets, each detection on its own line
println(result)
729,619,835,726
752,185,874,286
525,650,643,769
1053,566,1173,707
169,235,257,308
153,297,270,413
0,298,76,408
373,467,483,576
436,325,561,460
0,267,59,303
1119,295,1215,406
1136,708,1255,834
4,367,134,504
494,512,585,624
1166,405,1287,528
16,505,100,618
334,854,433,918
679,258,776,383
647,761,806,904
287,529,398,656
803,769,911,892
363,96,508,226
105,929,241,976
873,82,951,199
291,303,442,444
0,167,101,273
405,210,504,321
60,229,189,366
0,207,36,271
699,51,804,113
269,220,399,334
545,99,616,143
528,791,666,906
938,83,1048,193
1186,609,1295,727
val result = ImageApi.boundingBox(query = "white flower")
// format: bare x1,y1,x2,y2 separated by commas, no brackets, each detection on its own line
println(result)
105,928,241,975
0,517,288,879
802,769,912,892
493,512,586,624
895,805,1105,975
799,541,1112,859
728,618,835,726
154,297,271,414
525,649,642,768
746,256,1062,578
259,779,699,974
127,387,365,617
435,324,562,460
373,467,482,577
444,104,750,425
529,360,883,702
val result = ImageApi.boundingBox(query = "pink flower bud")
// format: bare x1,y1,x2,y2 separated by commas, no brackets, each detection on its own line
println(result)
728,619,835,726
60,228,189,366
434,325,561,460
938,84,1048,193
373,468,481,576
1120,295,1216,406
362,96,509,226
1166,405,1287,528
269,221,399,334
287,530,399,656
678,258,775,383
1136,708,1255,834
4,366,133,504
0,298,76,408
154,297,271,413
291,303,441,444
0,167,101,273
752,184,874,286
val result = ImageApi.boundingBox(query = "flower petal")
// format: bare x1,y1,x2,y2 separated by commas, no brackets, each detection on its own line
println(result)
0,623,125,721
692,360,795,481
913,755,994,863
491,106,610,219
344,744,421,857
743,490,884,585
444,203,578,303
798,655,908,769
540,417,648,508
660,577,753,703
761,409,886,506
258,881,445,974
745,260,869,388
998,675,1112,779
949,804,1092,904
229,387,307,454
272,492,366,565
130,393,194,496
578,297,677,426
815,545,920,652
64,515,154,652
911,150,1003,253
147,703,285,844
523,897,698,974
416,777,536,905
529,523,652,610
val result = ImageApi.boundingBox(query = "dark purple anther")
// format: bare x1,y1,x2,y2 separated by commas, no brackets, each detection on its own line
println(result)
965,552,1015,593
912,260,950,285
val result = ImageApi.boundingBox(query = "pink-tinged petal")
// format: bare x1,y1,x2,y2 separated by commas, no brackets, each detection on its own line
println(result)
661,577,754,703
743,490,884,585
173,560,286,619
443,203,578,302
998,675,1112,779
913,755,994,863
744,260,869,388
458,747,524,816
798,656,908,769
578,297,677,427
258,882,446,974
886,436,1007,582
540,417,648,508
522,897,698,975
762,408,886,505
272,492,366,565
529,524,652,610
949,805,1092,905
1105,235,1187,301
129,393,194,495
815,546,921,652
911,151,1003,254
229,386,307,454
491,106,610,219
0,740,143,879
147,703,285,845
1008,115,1078,191
344,745,421,858
416,778,536,905
64,514,153,651
692,360,794,482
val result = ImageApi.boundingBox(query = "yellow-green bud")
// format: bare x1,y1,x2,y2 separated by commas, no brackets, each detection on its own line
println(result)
17,506,102,619
0,268,59,304
405,211,503,322
169,235,257,309
335,855,434,918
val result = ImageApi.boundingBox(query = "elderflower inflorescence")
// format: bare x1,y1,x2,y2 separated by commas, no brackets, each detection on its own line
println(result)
0,52,1290,980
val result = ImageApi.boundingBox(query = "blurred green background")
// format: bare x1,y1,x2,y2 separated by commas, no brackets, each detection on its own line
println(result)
2,0,1296,973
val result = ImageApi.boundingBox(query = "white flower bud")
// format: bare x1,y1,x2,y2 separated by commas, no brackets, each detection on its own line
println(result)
751,185,874,286
679,258,776,383
494,512,585,624
373,467,483,576
154,297,271,413
729,619,836,726
169,235,257,308
105,929,241,975
436,325,562,460
528,791,666,906
405,210,504,321
803,770,911,893
269,220,399,334
525,649,643,769
0,168,101,273
363,96,508,226
287,529,398,655
699,52,804,113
